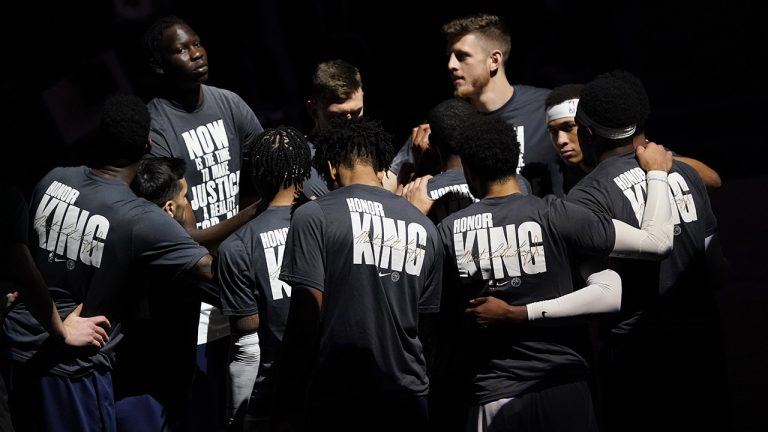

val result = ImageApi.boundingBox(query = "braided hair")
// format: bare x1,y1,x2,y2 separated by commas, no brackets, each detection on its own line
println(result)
250,126,312,191
312,116,393,178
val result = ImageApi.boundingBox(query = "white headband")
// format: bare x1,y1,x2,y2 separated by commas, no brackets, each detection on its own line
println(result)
575,108,637,140
546,98,579,123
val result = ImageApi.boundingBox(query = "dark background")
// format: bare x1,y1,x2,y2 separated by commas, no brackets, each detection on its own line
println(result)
2,0,766,430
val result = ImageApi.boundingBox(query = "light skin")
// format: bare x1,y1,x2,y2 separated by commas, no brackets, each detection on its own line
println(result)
385,31,514,193
447,33,513,112
307,89,364,134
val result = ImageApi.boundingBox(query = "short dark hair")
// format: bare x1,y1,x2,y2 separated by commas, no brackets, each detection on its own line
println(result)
427,98,478,158
96,94,151,168
250,126,312,191
545,84,584,110
442,13,511,60
144,15,189,67
457,116,520,183
310,59,362,106
313,117,393,177
132,157,186,207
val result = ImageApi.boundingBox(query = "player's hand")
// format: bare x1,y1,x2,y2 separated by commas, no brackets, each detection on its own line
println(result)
466,296,526,326
402,175,434,215
410,124,431,159
62,304,111,348
636,141,672,173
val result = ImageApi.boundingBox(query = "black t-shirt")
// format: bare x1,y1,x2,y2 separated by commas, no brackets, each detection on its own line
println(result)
280,184,443,398
3,166,208,377
427,169,531,224
438,193,615,403
302,141,330,199
567,152,718,333
217,205,293,404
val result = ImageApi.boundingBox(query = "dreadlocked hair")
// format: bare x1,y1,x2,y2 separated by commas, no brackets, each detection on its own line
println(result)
250,126,312,190
312,116,393,178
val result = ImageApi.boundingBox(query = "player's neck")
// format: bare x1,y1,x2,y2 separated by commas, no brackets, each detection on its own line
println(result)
473,78,513,113
600,144,634,162
90,163,139,185
337,165,382,188
164,83,203,111
479,176,522,199
270,187,299,207
443,155,463,171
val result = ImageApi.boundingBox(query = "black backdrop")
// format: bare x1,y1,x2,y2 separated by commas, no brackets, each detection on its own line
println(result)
1,1,766,430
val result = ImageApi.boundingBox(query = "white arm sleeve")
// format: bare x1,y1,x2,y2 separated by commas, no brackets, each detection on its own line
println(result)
611,170,674,260
228,331,260,422
527,268,622,321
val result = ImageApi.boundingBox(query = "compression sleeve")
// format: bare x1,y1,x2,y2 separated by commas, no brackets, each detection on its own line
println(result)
228,331,260,423
527,269,622,321
611,170,674,259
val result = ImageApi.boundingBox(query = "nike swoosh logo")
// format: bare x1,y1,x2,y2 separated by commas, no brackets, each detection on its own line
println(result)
53,257,67,262
378,272,392,277
541,311,548,318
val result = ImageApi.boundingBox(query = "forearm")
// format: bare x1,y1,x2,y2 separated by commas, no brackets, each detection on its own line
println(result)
611,170,674,259
527,269,621,321
674,156,721,189
188,201,262,248
10,245,66,341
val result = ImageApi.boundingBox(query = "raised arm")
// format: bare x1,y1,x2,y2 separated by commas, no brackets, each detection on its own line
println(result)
674,156,721,190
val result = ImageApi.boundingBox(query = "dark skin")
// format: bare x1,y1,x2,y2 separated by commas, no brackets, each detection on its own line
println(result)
91,158,214,281
152,23,263,248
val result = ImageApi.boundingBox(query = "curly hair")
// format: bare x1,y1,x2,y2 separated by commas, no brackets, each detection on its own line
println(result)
250,126,312,191
442,13,511,60
456,116,520,183
427,98,478,158
310,59,362,106
312,117,393,178
98,94,151,167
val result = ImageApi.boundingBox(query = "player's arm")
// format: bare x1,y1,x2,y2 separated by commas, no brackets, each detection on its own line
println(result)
673,156,722,190
183,199,267,249
466,266,621,325
5,243,110,347
610,142,675,260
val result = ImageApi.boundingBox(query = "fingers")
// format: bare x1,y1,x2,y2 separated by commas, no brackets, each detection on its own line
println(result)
71,303,83,316
90,315,111,329
469,297,488,305
93,325,109,347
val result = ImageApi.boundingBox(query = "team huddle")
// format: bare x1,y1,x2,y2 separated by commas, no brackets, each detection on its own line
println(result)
0,12,727,432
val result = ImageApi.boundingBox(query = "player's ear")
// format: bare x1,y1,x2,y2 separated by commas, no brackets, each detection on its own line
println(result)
162,200,175,217
327,161,337,181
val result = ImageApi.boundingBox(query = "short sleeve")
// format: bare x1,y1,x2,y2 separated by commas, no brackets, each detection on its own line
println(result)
217,237,259,316
232,94,263,149
551,198,615,256
148,126,173,158
567,180,613,217
418,229,443,313
132,206,208,278
279,201,326,291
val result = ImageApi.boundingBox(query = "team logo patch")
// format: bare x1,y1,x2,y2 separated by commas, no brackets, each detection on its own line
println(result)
391,272,400,282
511,277,522,287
